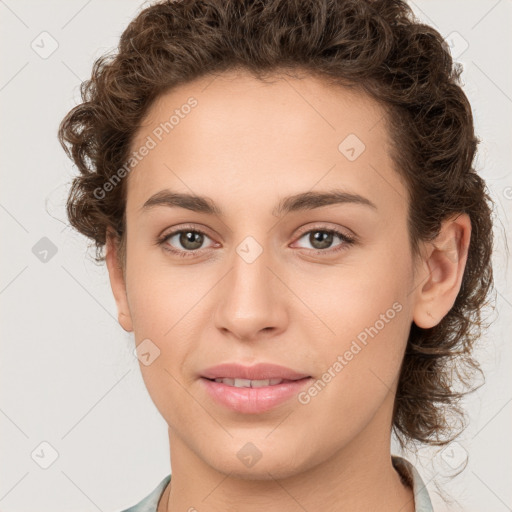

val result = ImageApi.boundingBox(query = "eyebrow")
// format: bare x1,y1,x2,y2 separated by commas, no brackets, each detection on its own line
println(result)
140,188,377,216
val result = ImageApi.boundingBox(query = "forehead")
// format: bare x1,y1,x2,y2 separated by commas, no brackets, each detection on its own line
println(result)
126,70,407,218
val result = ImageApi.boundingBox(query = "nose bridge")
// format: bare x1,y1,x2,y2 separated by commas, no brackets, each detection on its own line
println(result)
214,234,285,339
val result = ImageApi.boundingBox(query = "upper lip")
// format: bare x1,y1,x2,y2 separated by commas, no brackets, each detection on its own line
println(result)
200,363,310,381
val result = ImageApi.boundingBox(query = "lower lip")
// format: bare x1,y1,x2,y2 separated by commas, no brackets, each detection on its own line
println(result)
200,377,313,414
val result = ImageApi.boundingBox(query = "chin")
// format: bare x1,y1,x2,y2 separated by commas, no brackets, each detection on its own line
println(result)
215,462,303,482
203,445,309,481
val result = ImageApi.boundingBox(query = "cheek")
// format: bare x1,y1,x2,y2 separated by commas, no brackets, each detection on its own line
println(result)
124,250,213,398
125,246,195,335
293,239,413,388
127,271,200,424
297,237,412,337
293,270,411,443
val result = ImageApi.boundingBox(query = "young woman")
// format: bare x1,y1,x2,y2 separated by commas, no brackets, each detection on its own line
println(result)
58,1,494,511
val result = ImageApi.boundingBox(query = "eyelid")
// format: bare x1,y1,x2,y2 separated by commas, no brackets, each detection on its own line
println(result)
294,222,356,241
157,223,215,243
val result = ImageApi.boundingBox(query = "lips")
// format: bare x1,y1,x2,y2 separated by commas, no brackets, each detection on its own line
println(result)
199,362,312,413
200,362,310,381
200,375,313,414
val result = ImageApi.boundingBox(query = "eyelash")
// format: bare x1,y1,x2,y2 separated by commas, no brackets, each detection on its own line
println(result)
156,224,356,258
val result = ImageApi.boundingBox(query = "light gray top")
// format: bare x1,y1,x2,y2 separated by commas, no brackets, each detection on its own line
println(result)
118,455,433,512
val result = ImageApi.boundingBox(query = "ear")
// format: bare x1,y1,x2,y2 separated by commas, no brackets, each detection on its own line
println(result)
105,229,133,333
412,213,471,329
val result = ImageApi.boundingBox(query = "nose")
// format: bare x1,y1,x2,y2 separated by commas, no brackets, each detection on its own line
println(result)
213,241,288,342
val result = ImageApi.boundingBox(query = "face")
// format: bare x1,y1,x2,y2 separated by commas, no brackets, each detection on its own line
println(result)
109,70,421,479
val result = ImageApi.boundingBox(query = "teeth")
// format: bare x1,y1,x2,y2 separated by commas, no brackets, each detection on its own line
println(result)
213,377,285,387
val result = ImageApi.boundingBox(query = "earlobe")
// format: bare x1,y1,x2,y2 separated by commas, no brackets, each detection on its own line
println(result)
412,213,471,329
105,229,134,333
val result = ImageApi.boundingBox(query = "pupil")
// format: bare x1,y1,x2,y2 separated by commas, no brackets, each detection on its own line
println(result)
181,231,203,250
311,231,333,249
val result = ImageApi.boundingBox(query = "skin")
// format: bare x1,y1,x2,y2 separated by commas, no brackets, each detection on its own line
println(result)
105,69,471,512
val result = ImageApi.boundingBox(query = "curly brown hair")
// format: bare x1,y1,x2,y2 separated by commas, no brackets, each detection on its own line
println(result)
58,0,495,449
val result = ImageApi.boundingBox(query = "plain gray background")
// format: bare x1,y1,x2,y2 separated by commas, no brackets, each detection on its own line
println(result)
1,0,511,510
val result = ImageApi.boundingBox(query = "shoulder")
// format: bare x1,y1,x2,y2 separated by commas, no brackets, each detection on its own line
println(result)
392,456,434,512
117,474,171,512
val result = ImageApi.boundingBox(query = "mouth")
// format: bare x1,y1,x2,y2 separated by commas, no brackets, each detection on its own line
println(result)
200,376,313,414
202,377,309,388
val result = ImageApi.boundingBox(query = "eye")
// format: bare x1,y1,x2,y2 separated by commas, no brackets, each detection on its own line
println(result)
293,227,355,254
156,225,217,258
156,224,356,259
